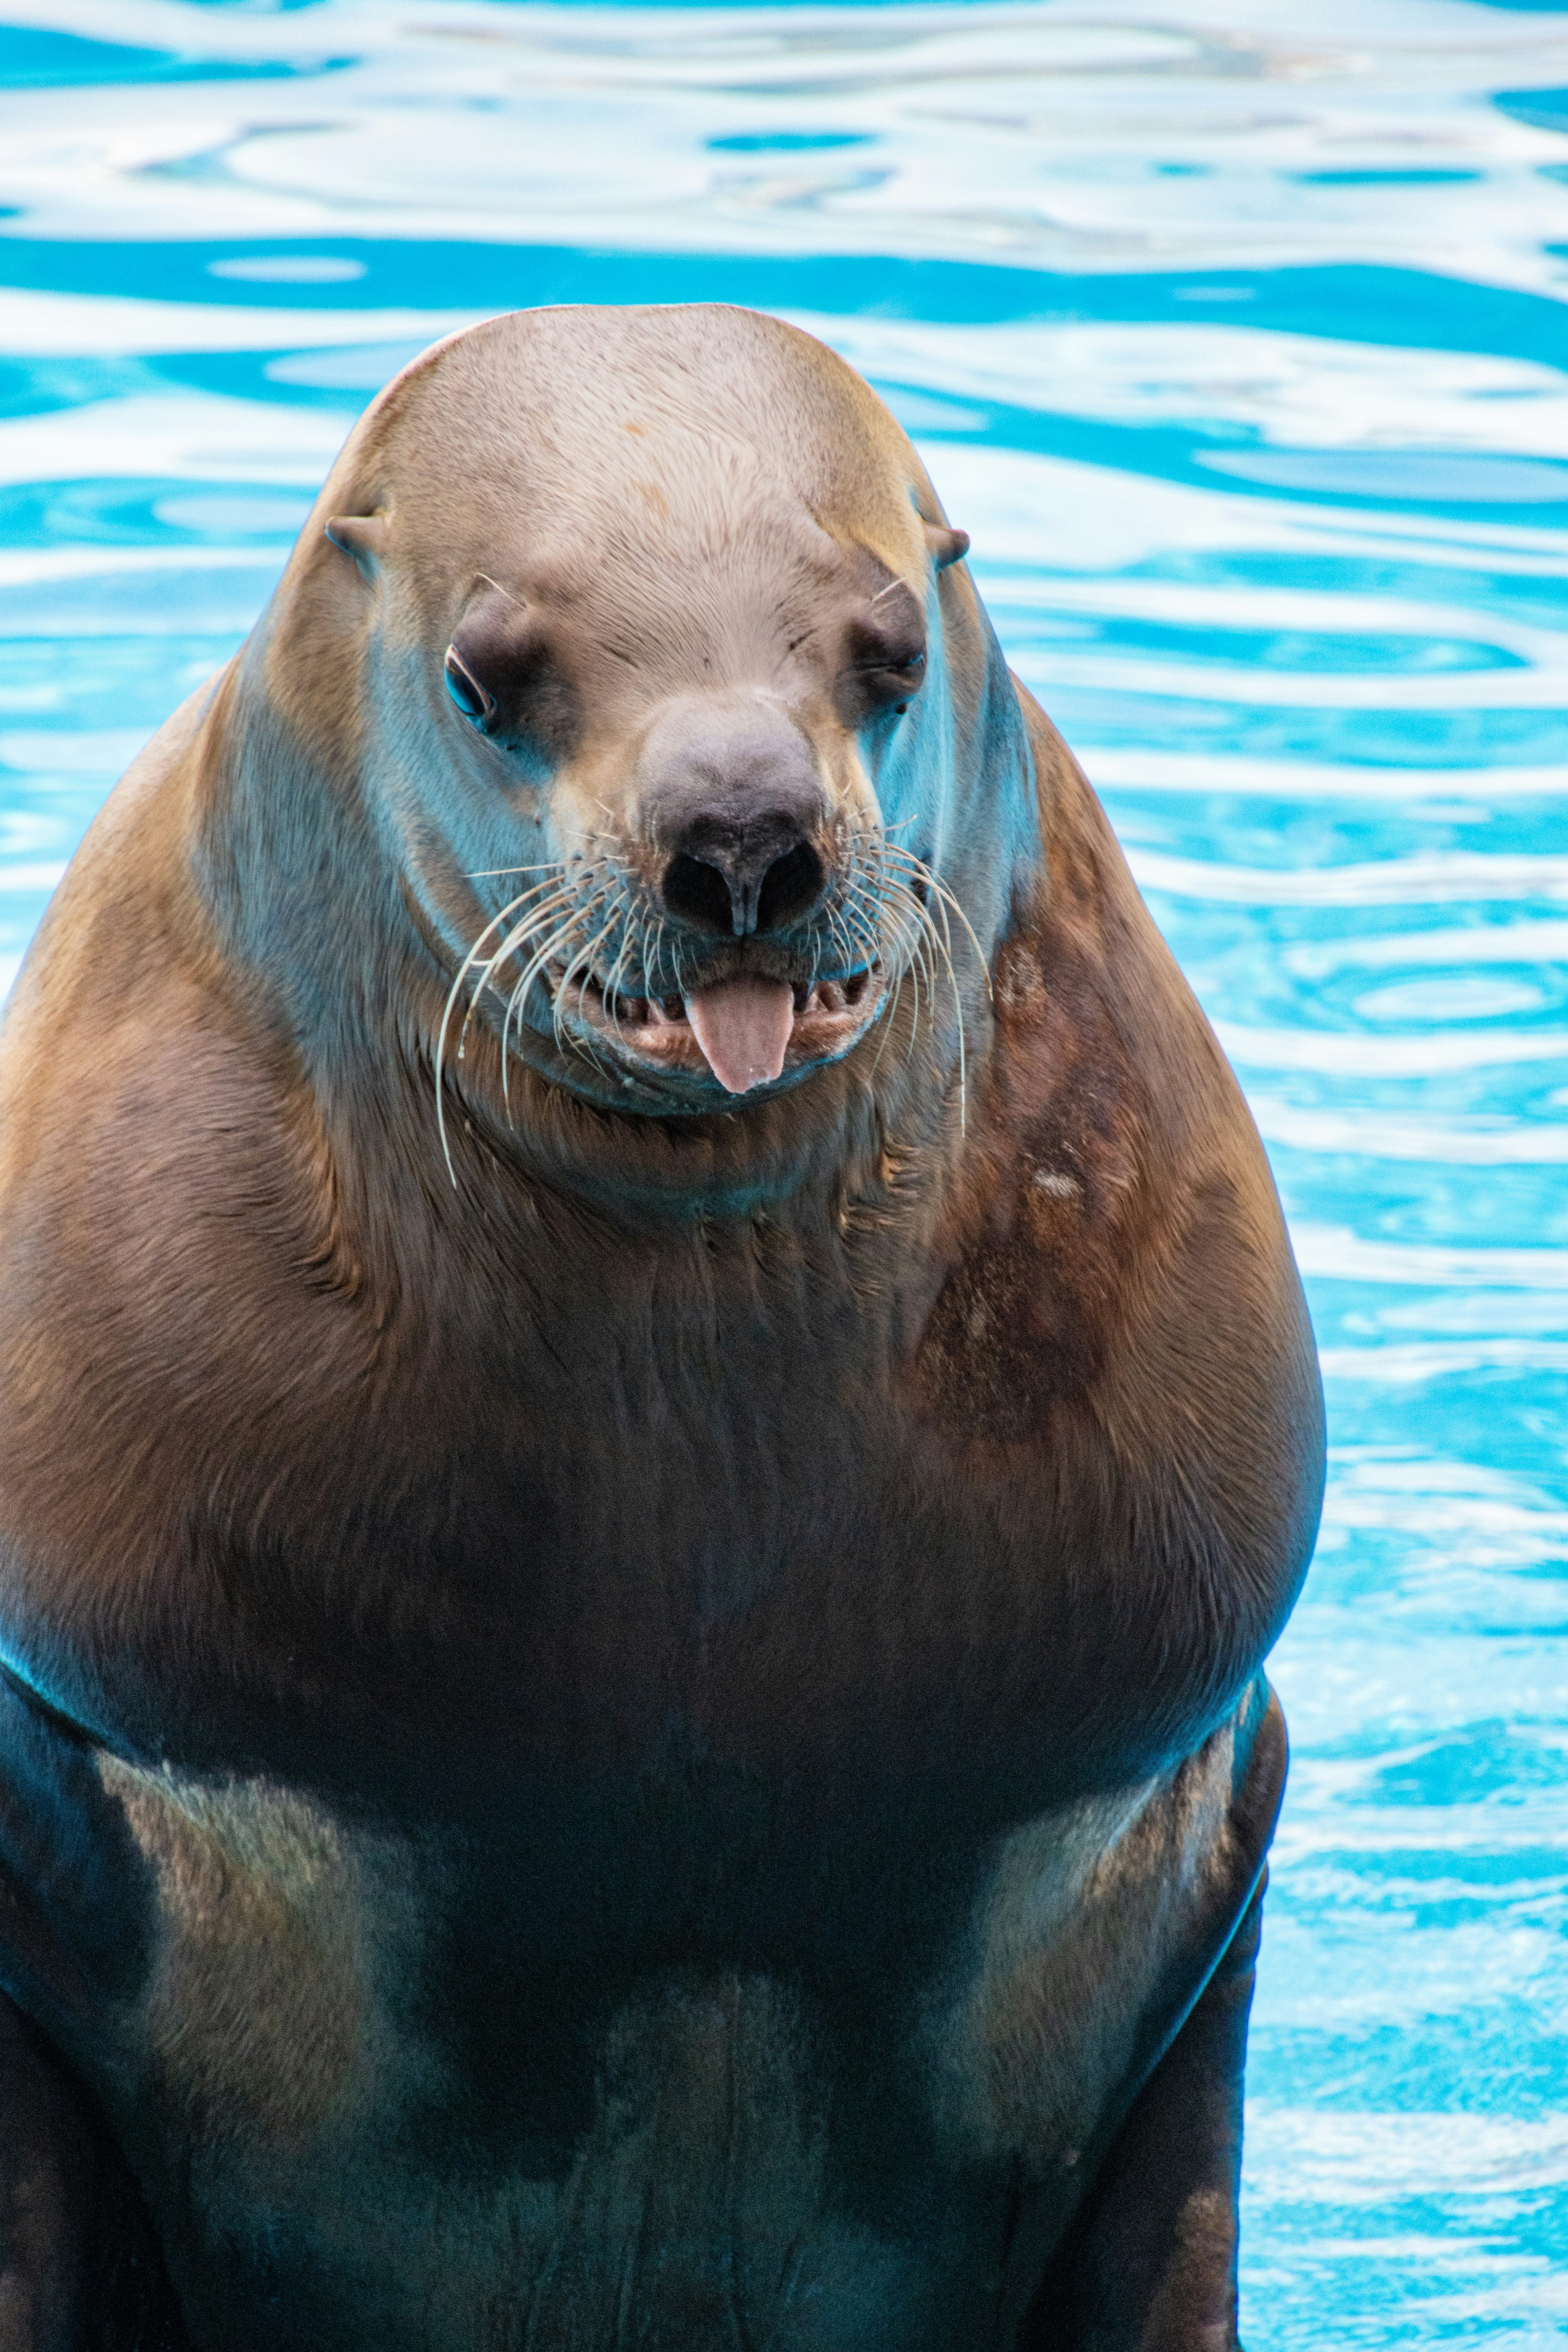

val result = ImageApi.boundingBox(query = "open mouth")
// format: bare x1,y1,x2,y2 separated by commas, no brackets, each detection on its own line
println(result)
541,962,884,1094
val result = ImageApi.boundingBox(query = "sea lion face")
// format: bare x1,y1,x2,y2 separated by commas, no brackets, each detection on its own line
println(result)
312,307,1002,1124
433,520,946,1107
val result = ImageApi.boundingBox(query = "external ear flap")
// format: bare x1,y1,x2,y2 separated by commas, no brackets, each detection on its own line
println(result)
924,523,970,571
325,514,388,564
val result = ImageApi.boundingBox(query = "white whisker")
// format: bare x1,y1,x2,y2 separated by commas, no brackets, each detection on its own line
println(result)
435,866,568,1183
502,888,614,1097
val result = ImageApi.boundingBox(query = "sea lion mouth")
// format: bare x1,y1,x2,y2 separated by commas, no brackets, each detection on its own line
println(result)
543,960,884,1096
435,835,980,1150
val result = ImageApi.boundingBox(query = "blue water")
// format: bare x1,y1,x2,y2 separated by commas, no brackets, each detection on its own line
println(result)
1,1,1565,2339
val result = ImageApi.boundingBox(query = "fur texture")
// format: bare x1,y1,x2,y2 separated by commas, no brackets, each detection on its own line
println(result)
0,305,1322,2348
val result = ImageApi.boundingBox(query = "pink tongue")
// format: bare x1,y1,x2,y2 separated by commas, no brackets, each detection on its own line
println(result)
685,976,795,1095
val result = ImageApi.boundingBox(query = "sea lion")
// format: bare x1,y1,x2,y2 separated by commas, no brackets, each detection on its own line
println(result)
0,304,1323,2350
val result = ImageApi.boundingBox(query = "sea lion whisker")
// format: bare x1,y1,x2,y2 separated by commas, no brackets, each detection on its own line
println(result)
454,877,563,1004
859,862,934,1064
898,879,944,1044
868,978,899,1079
624,908,653,1040
821,898,858,982
844,912,884,993
480,860,615,989
646,913,668,1009
839,860,886,938
867,897,920,1082
570,915,623,1035
834,888,884,993
472,570,522,608
842,816,914,847
640,908,662,1013
891,870,966,1128
468,882,597,1050
500,913,594,1105
476,859,608,974
884,886,935,1072
436,874,572,1182
843,862,915,1080
865,848,947,1025
475,880,587,987
893,868,945,1037
840,870,904,1017
500,882,615,1011
462,862,565,880
843,861,911,994
599,887,641,1045
499,889,617,1104
873,847,993,1003
839,894,884,990
835,887,878,960
555,912,625,1071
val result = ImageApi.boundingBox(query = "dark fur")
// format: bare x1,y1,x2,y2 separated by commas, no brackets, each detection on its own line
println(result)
0,306,1322,2348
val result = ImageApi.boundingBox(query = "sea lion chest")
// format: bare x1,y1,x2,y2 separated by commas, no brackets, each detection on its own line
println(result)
199,1177,1172,1826
0,1106,1285,2350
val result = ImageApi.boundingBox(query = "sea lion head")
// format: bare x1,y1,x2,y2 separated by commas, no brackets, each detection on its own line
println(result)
245,305,1039,1173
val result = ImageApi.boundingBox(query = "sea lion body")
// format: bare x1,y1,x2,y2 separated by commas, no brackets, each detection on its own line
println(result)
0,307,1322,2348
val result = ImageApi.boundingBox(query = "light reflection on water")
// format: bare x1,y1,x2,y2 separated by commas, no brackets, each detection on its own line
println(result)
1,2,1565,2341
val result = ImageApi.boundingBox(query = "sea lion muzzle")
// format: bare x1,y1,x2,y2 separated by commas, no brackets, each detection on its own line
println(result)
635,699,848,1089
640,695,828,941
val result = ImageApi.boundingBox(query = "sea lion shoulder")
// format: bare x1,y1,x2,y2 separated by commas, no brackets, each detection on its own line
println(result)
911,682,1323,1596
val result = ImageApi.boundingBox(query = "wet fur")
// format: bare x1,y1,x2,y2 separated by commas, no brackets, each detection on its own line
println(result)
0,306,1322,2348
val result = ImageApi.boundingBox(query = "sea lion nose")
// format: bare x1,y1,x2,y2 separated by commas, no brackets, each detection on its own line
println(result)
641,698,828,938
663,807,824,939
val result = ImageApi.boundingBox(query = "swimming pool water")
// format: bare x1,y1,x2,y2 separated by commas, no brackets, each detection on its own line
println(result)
0,1,1564,2340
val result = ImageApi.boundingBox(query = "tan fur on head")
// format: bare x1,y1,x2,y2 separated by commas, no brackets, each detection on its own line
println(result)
205,303,1030,1190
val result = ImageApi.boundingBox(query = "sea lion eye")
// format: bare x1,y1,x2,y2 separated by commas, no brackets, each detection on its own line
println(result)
443,646,496,728
837,560,929,724
849,639,927,717
891,650,924,712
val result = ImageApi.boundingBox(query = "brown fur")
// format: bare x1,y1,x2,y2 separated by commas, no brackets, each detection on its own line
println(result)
0,305,1322,2350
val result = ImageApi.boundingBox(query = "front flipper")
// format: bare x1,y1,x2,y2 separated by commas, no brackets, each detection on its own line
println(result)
1018,1676,1287,2352
0,1994,187,2352
1022,1871,1265,2352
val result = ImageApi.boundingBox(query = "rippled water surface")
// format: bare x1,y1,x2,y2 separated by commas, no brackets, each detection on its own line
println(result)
2,1,1566,2341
